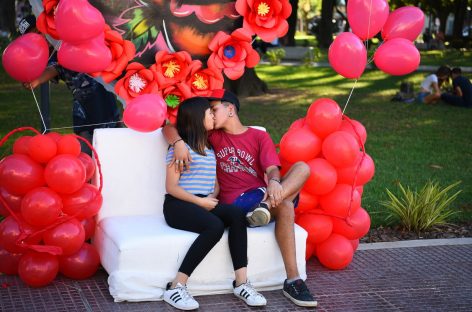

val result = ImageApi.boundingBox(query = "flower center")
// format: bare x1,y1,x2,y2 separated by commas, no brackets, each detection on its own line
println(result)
257,2,270,16
224,45,236,58
192,73,209,90
165,94,181,108
128,73,147,93
163,60,181,78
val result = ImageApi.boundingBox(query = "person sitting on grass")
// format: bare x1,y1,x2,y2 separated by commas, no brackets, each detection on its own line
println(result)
417,65,451,104
440,67,472,108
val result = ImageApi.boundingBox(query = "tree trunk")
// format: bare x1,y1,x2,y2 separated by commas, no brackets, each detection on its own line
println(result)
280,0,299,46
0,0,16,34
437,11,448,34
224,68,268,97
319,0,334,48
452,0,467,39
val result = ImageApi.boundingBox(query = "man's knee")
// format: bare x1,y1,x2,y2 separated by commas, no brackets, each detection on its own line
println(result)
273,200,295,221
285,161,310,181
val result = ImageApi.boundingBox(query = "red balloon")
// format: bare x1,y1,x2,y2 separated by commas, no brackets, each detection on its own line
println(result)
303,158,337,196
45,155,86,194
328,32,367,79
13,136,32,155
356,185,364,197
59,243,100,280
0,246,23,275
374,38,420,76
0,154,45,195
288,118,305,131
279,156,294,177
305,98,342,138
61,184,103,219
43,219,85,256
0,186,23,217
296,190,319,214
279,127,321,163
332,207,371,240
339,119,367,148
28,134,58,164
21,187,63,227
306,242,316,261
350,239,360,251
322,131,359,168
45,132,62,142
58,33,112,73
57,134,81,156
319,184,361,218
336,153,375,186
317,233,354,270
296,213,333,245
347,0,390,40
1,33,49,82
0,216,41,254
123,94,168,132
55,0,105,44
81,217,96,241
381,6,425,41
77,152,96,181
18,251,59,287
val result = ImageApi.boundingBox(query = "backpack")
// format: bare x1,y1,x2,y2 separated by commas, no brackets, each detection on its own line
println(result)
391,82,415,103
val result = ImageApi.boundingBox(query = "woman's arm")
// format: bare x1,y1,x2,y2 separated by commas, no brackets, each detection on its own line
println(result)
208,179,220,198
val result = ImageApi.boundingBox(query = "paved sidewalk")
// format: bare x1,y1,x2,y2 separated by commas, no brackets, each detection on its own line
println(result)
1,240,472,311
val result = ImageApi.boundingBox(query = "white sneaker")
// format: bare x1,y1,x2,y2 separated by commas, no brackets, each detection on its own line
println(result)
246,202,271,227
233,280,267,306
163,282,199,310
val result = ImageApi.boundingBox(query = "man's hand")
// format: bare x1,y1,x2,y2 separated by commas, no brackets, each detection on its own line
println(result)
197,197,219,211
168,140,192,173
266,179,283,208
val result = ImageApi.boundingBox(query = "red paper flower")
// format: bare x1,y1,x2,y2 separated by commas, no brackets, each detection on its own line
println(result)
207,29,260,80
186,60,224,97
36,0,60,39
235,0,292,42
151,51,193,89
161,83,192,124
91,25,136,83
114,62,159,103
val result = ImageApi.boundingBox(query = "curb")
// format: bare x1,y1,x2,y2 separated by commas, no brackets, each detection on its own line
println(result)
358,237,472,250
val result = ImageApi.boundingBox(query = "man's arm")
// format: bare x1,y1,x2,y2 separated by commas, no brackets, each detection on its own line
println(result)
162,124,192,172
23,66,58,89
455,86,463,97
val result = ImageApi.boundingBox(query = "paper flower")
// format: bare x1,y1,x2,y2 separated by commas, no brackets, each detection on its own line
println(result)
151,51,193,89
36,0,60,39
235,0,292,42
207,29,260,80
114,62,159,103
186,60,224,96
160,83,192,124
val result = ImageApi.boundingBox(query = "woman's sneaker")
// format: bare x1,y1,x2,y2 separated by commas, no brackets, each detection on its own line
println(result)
246,202,271,227
233,280,267,306
283,279,317,307
163,282,199,310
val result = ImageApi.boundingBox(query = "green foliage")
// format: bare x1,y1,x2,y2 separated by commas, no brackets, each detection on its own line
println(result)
265,48,286,65
380,181,461,234
302,46,321,66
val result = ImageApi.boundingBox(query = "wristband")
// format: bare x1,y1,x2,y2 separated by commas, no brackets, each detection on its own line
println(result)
270,178,281,184
171,138,183,147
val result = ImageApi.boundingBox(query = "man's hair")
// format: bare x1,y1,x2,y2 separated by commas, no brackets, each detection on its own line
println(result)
436,65,451,77
452,67,462,75
176,97,211,156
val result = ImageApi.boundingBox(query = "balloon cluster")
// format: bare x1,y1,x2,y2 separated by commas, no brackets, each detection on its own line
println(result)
0,128,101,287
279,99,375,270
329,0,424,78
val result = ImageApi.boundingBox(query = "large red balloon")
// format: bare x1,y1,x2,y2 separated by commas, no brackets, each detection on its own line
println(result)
336,153,375,186
297,214,333,245
12,136,32,155
319,184,361,218
77,152,96,181
339,119,367,148
332,207,371,240
279,156,294,177
0,216,41,254
374,38,420,76
328,32,367,79
279,127,321,163
303,158,337,196
0,154,45,195
18,252,59,287
43,219,85,256
322,131,359,168
316,233,354,270
45,155,86,194
57,134,81,156
21,187,63,227
0,246,23,275
305,98,342,138
59,243,100,280
45,132,62,142
296,190,319,214
347,0,390,40
61,184,103,219
28,134,58,164
0,186,23,217
81,217,96,241
381,6,425,41
288,118,305,131
123,94,168,132
306,242,316,261
1,33,49,82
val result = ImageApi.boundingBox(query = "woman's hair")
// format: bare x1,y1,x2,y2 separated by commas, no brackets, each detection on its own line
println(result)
436,65,451,77
176,97,211,156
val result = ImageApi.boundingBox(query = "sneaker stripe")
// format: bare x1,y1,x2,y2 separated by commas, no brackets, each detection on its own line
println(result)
170,292,180,301
173,297,182,303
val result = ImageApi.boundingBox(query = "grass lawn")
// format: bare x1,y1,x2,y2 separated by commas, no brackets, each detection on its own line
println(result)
0,65,471,227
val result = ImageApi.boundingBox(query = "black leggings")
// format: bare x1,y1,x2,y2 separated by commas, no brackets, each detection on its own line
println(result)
163,194,248,277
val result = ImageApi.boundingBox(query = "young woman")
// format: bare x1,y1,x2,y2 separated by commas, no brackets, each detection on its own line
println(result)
163,97,266,310
417,65,451,104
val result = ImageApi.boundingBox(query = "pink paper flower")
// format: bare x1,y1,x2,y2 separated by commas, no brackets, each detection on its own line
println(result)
186,60,224,97
151,51,193,89
114,62,159,103
207,29,260,80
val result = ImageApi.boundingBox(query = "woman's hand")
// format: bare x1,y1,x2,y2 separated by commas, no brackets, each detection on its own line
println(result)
169,140,192,173
197,197,219,211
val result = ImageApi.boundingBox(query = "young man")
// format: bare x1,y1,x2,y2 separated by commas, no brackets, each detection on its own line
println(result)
163,89,317,307
441,67,472,108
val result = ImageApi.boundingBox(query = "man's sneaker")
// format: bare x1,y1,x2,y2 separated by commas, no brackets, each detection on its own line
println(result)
233,280,267,306
163,282,199,310
246,202,271,227
283,279,317,307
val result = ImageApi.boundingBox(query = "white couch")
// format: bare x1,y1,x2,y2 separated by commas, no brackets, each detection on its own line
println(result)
92,128,307,302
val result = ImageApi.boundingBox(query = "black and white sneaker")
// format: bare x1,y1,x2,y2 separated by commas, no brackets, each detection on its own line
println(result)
233,280,267,306
246,202,271,227
283,279,317,307
163,282,199,310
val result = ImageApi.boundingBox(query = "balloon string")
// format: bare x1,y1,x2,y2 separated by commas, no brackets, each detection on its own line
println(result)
342,79,358,114
30,86,48,134
47,121,124,131
48,40,62,62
